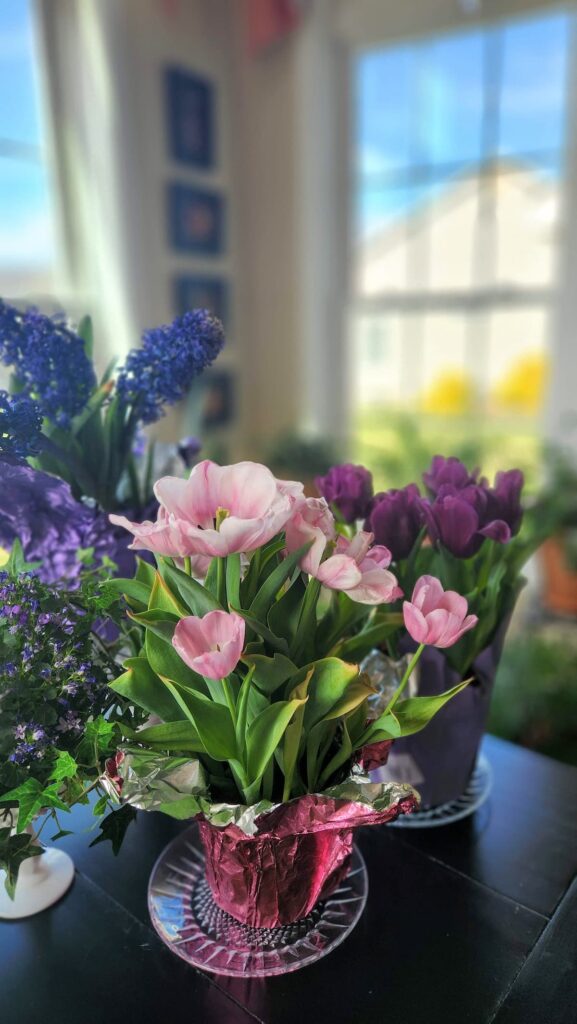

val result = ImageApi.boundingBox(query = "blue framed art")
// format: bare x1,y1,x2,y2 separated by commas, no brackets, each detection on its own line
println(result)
200,370,235,430
174,275,229,327
167,184,225,255
165,66,215,169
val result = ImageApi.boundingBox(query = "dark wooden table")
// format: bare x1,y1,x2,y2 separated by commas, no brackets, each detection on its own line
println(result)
2,735,577,1024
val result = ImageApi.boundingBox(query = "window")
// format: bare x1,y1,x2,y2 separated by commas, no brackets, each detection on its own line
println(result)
0,0,57,298
351,9,572,477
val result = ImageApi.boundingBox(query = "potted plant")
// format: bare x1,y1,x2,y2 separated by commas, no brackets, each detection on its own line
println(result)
535,447,577,615
316,456,541,808
100,458,476,954
0,300,224,583
0,545,145,917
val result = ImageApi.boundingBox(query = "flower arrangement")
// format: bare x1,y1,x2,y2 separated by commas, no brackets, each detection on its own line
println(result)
0,545,145,897
317,456,534,676
0,301,224,581
103,459,476,926
316,455,540,806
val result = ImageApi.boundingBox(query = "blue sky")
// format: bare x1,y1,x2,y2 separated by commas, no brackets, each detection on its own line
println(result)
0,0,54,267
0,3,572,261
356,10,570,236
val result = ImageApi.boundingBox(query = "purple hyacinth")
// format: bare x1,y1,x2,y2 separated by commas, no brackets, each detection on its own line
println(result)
315,463,374,524
0,301,96,428
116,309,225,425
365,484,424,561
422,455,480,497
0,460,148,584
0,391,42,462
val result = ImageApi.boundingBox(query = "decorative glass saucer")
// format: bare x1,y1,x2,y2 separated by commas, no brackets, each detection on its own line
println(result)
148,826,368,977
387,754,493,829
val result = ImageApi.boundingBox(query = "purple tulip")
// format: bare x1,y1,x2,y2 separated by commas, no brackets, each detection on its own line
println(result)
421,484,512,559
364,484,424,561
423,455,479,497
485,469,524,536
315,463,373,524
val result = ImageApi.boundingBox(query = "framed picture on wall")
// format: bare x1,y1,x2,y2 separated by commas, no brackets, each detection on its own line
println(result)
165,66,215,169
200,370,235,429
174,275,230,328
167,184,225,255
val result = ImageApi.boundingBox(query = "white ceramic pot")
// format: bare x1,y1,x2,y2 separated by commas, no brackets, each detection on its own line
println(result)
0,820,74,920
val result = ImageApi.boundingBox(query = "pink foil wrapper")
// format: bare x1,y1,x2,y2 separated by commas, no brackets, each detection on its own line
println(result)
198,789,417,928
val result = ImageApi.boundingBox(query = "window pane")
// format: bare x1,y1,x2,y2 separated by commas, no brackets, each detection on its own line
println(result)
421,314,470,414
352,313,403,408
487,307,548,416
356,44,416,176
498,12,570,158
417,29,484,167
357,184,435,294
0,159,56,284
429,175,478,291
494,167,559,287
0,0,44,146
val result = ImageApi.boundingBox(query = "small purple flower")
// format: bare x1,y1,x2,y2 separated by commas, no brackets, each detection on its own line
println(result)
365,484,424,561
0,390,43,463
177,436,202,469
315,463,373,524
423,456,479,497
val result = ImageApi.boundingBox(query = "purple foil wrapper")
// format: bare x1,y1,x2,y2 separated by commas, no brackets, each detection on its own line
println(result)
375,618,511,806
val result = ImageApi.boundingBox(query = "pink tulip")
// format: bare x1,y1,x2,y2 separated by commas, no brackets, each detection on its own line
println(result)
285,500,402,605
172,610,245,680
111,460,304,559
284,497,336,575
403,575,478,648
318,532,403,605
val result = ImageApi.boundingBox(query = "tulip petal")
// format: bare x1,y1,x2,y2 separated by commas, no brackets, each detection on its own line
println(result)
317,553,363,590
403,601,429,644
411,575,445,615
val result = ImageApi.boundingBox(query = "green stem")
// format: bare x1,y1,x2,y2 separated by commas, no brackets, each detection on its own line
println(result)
290,576,322,663
221,676,236,725
216,556,227,607
184,556,192,576
477,539,495,591
126,454,141,510
384,643,425,713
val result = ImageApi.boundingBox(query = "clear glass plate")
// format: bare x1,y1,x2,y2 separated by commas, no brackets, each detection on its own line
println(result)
148,826,368,977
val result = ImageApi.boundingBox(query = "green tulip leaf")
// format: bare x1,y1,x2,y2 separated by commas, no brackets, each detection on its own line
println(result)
110,657,183,721
242,653,298,695
246,698,306,786
159,562,223,616
392,680,470,737
161,680,237,761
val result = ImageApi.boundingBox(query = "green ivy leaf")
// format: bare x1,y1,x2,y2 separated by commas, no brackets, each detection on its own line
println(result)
89,804,138,855
0,827,43,899
0,779,69,832
49,751,78,783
